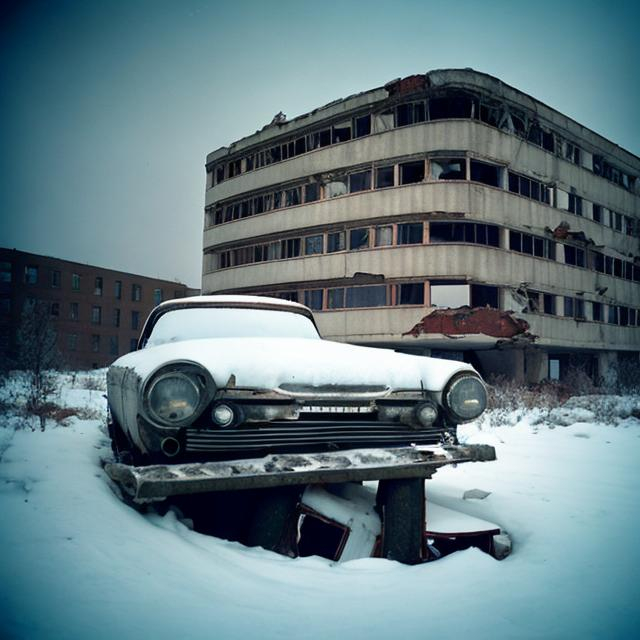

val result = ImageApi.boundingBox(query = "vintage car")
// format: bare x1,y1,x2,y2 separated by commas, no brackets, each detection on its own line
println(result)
106,295,488,467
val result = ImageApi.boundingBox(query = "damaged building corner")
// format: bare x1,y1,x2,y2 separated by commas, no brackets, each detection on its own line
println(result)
203,68,640,385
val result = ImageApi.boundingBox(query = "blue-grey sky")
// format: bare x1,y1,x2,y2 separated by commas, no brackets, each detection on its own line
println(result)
1,0,639,288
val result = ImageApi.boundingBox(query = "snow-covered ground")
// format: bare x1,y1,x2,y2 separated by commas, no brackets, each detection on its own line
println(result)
0,371,639,639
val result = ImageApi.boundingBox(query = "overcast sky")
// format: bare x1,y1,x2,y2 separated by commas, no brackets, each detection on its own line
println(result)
1,0,638,288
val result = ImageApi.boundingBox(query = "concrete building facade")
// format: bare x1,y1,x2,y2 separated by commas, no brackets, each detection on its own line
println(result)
0,248,198,369
202,69,640,383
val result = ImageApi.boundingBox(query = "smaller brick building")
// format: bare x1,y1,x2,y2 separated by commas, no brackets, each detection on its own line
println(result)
0,248,198,369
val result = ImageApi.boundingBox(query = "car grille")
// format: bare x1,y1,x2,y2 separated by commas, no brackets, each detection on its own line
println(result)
184,421,444,454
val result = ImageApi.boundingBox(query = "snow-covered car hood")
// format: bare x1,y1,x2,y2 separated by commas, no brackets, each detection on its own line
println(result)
110,337,475,392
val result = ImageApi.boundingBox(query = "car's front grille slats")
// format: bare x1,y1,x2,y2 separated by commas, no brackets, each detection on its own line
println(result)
185,421,443,453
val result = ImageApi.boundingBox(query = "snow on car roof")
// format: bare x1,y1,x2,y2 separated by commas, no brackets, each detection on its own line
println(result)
155,294,311,313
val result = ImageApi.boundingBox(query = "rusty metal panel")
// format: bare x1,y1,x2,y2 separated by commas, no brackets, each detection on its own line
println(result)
404,307,531,339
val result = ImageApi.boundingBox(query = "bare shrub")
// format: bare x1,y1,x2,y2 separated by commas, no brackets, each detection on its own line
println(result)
78,373,107,392
485,376,573,427
562,365,600,396
15,300,62,429
607,359,640,395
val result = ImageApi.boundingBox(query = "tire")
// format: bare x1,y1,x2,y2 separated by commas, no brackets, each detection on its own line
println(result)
378,478,425,564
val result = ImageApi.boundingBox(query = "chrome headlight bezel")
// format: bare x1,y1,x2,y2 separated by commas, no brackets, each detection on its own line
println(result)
142,362,213,427
443,373,487,423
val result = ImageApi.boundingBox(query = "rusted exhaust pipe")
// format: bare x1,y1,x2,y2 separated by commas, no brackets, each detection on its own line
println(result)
161,437,180,458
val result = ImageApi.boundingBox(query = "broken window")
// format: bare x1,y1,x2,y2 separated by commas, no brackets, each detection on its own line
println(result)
285,187,301,207
327,288,345,309
620,306,629,326
374,225,393,247
592,302,603,322
510,231,555,260
325,178,348,198
304,183,319,203
94,277,103,296
564,245,585,267
332,121,352,144
282,238,301,259
304,182,320,202
24,265,38,284
215,165,225,184
508,171,550,204
305,235,324,255
568,190,583,216
349,170,371,193
396,101,426,127
624,216,635,237
471,285,499,309
373,110,395,132
308,129,331,150
400,161,425,184
252,245,266,263
354,114,371,138
429,94,476,119
429,222,499,247
592,204,602,223
614,212,623,232
0,261,11,283
527,122,553,151
564,141,581,165
470,160,502,187
430,282,470,308
608,305,619,325
349,228,369,250
273,191,283,210
294,137,306,156
304,289,323,310
396,283,424,305
397,223,423,245
478,102,501,127
525,290,541,312
345,285,387,308
431,158,465,180
564,297,574,318
544,294,555,315
613,258,623,278
375,165,394,189
327,231,345,253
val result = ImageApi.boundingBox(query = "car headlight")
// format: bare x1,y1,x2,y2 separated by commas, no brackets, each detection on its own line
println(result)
147,371,201,425
444,374,487,422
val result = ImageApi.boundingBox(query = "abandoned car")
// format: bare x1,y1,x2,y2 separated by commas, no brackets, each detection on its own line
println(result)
106,295,488,466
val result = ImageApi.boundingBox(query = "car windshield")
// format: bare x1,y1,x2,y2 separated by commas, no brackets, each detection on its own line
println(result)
146,307,320,346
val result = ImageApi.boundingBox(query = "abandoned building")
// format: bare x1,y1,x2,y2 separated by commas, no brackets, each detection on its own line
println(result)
202,69,640,383
0,248,198,369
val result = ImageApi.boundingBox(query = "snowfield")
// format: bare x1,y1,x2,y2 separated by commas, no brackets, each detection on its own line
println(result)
0,371,639,639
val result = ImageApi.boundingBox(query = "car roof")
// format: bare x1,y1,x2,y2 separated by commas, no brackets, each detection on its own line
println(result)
137,294,318,349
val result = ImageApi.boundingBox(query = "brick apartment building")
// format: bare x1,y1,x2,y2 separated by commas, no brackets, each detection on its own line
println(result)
0,248,198,369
